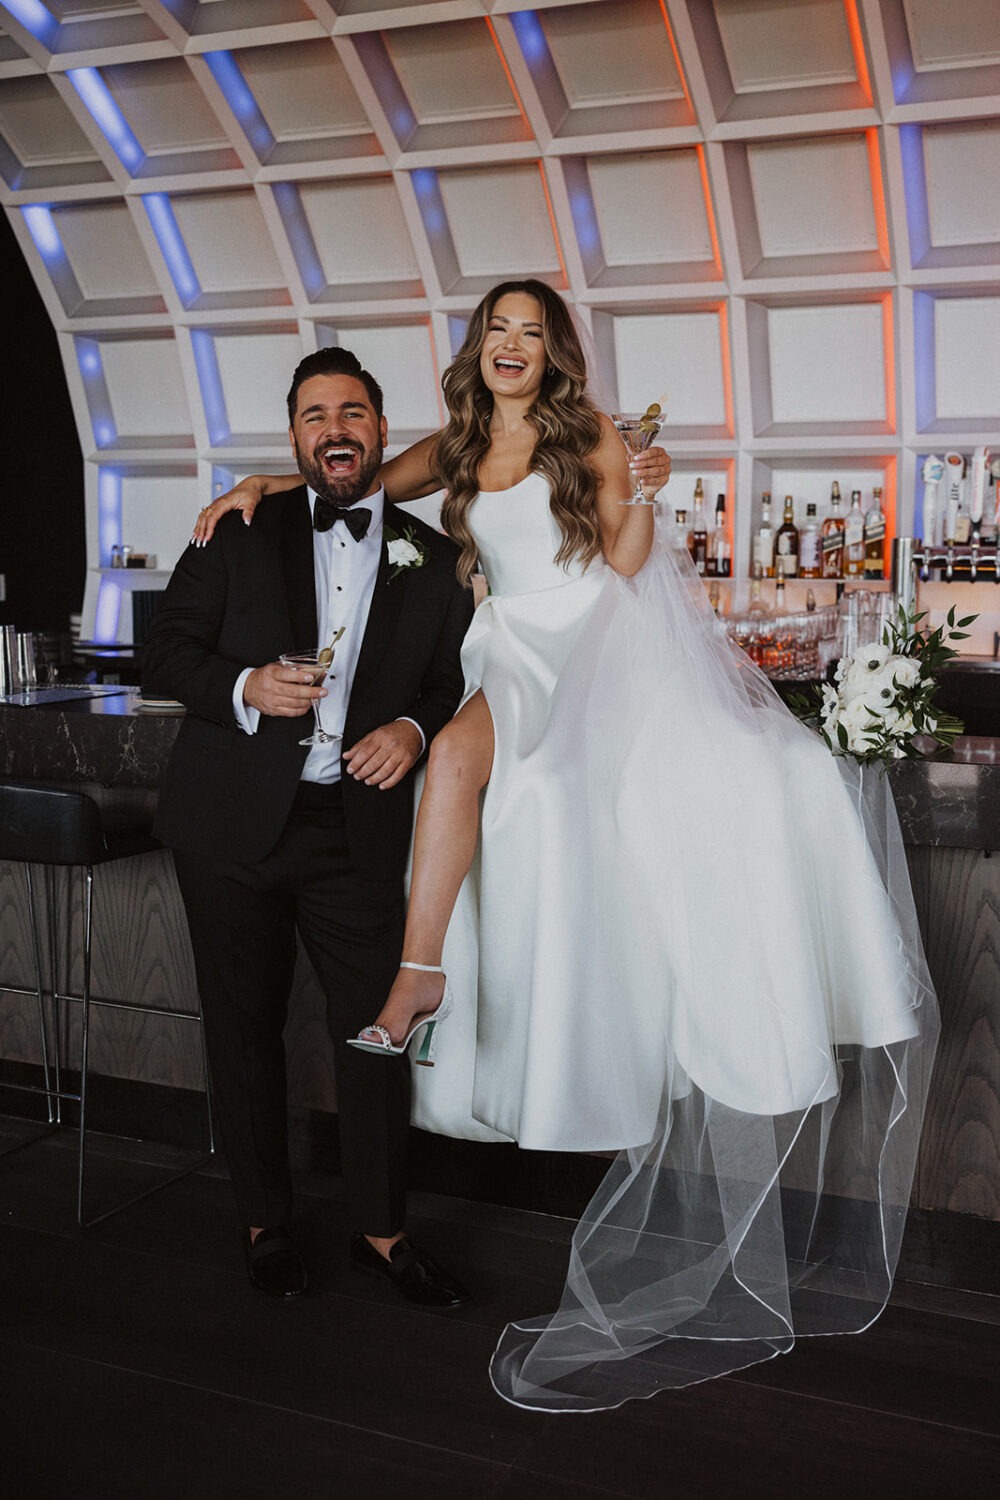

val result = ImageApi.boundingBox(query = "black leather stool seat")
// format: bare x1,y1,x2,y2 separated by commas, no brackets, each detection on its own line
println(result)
0,780,160,867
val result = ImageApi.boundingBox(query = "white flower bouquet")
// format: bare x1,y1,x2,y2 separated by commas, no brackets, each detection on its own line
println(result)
790,605,973,769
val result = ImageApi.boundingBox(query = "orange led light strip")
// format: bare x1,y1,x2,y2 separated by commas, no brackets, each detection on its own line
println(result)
843,0,873,105
656,0,695,114
536,160,569,288
865,127,891,269
486,17,530,130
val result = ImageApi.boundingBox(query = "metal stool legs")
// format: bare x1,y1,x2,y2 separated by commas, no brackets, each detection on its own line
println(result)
51,859,216,1227
2,846,215,1227
0,862,58,1156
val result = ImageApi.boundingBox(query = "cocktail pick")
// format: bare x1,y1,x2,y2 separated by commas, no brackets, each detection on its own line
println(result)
318,625,346,668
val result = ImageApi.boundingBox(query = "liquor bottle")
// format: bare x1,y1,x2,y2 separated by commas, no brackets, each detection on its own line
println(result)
843,489,865,578
747,562,770,617
774,556,787,613
672,508,690,562
752,492,776,578
863,486,886,580
775,495,799,578
707,494,731,578
690,480,708,576
821,482,845,579
799,503,821,578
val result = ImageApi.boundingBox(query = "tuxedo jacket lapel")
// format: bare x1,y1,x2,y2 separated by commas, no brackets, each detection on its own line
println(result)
280,488,318,652
353,530,405,696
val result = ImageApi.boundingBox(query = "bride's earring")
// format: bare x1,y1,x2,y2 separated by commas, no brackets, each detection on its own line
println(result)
546,364,555,376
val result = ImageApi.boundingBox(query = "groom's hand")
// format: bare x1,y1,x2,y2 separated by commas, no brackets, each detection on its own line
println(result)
345,719,422,789
244,661,324,717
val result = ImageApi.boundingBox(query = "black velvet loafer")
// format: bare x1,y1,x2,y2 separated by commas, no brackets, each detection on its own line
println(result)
246,1227,307,1298
350,1233,470,1308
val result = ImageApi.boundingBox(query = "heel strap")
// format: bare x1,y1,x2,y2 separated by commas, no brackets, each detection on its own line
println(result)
400,961,444,973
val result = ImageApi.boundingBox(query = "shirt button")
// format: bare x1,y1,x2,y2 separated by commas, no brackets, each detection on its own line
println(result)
336,585,342,591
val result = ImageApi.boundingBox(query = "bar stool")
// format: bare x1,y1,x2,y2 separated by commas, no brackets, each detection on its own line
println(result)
0,779,214,1226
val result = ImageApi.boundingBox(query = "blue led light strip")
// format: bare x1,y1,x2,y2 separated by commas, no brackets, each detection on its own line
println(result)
22,203,63,262
76,336,117,449
94,577,123,643
510,10,548,67
271,182,325,301
190,330,230,447
68,68,145,174
143,194,201,306
98,466,122,567
3,0,57,47
203,51,276,160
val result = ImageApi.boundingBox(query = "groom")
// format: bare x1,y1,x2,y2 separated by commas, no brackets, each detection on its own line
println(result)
143,347,472,1303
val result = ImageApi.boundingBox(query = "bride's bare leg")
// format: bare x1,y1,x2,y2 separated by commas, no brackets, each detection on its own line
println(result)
361,691,494,1043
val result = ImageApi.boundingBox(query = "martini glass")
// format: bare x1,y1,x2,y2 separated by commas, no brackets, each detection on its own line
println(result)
613,408,663,505
280,647,341,747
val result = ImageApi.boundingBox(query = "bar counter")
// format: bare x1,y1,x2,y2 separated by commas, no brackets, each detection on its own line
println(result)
3,687,998,842
1,693,998,1224
0,687,178,790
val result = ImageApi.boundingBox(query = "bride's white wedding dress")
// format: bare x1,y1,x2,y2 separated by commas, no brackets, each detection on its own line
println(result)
410,474,939,1413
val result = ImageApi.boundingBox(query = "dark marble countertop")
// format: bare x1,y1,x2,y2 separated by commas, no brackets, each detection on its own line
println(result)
888,737,1000,850
0,689,181,789
1,697,998,850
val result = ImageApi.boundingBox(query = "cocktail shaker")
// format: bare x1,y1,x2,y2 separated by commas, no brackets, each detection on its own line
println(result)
0,624,20,695
16,631,37,691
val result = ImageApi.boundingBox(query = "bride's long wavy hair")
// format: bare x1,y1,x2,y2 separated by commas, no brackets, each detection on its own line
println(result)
436,280,603,585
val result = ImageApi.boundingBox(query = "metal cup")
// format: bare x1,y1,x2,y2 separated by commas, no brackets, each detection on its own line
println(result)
0,624,20,695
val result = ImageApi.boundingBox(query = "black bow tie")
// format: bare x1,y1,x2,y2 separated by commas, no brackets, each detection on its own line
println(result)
313,499,372,541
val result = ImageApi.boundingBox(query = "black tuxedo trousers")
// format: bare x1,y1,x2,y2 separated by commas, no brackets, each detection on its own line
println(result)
173,786,408,1232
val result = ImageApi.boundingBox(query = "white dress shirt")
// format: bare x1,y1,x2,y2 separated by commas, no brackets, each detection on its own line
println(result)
232,487,424,782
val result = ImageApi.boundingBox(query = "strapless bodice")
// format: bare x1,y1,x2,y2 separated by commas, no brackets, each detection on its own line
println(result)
470,474,602,597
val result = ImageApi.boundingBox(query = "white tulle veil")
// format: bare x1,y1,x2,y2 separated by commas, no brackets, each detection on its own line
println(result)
485,513,939,1412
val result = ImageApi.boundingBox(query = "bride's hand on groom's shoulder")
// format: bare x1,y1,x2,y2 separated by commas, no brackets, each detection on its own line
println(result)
191,473,301,546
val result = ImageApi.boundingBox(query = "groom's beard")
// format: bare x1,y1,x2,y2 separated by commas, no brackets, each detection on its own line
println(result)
293,434,383,507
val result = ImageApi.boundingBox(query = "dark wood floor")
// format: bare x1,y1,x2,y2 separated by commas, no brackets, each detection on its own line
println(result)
1,1116,998,1500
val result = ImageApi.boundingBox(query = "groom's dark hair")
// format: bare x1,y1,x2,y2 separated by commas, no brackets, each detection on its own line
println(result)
287,347,384,424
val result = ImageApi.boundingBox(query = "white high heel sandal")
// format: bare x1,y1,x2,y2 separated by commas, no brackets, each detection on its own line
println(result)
346,962,453,1067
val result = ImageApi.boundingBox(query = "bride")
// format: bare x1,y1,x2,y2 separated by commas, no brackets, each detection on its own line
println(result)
195,280,939,1413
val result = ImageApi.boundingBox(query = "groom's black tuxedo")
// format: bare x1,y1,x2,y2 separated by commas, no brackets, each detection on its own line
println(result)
143,487,472,1236
146,487,470,874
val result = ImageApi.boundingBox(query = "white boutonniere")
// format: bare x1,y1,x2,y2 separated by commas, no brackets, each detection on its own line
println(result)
384,524,428,582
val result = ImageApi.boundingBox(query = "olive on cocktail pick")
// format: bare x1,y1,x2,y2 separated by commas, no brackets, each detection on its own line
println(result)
317,625,346,668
